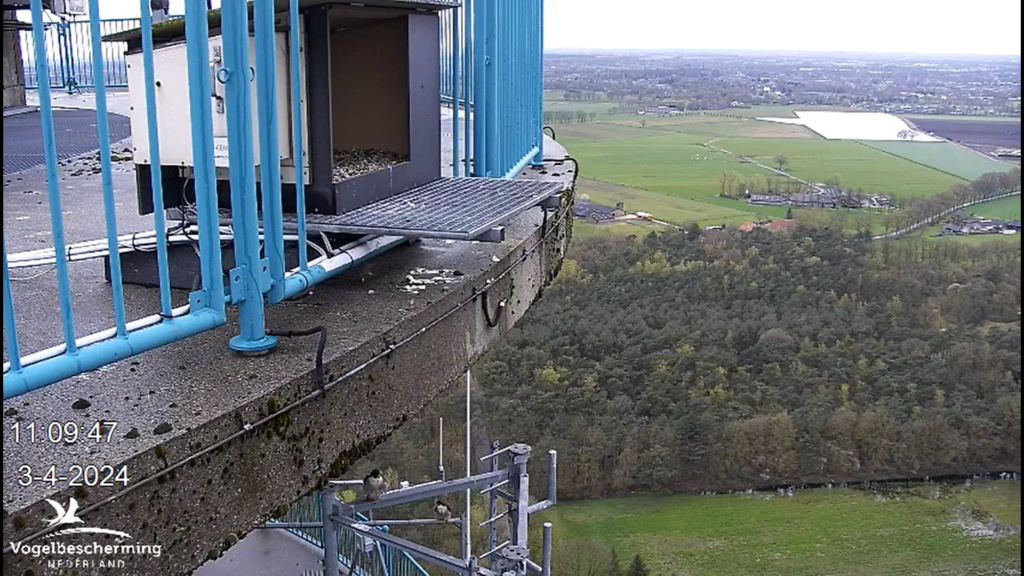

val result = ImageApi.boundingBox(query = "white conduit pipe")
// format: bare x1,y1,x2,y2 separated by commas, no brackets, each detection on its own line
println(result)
8,231,316,269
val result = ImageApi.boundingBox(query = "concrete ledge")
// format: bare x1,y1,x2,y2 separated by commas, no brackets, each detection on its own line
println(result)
2,106,38,118
2,139,574,575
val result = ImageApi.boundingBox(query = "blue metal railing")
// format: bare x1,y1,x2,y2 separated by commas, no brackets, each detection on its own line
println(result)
442,0,545,179
21,15,163,90
4,0,546,399
277,492,429,576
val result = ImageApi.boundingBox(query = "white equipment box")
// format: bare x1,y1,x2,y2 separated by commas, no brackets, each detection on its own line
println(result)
126,31,305,173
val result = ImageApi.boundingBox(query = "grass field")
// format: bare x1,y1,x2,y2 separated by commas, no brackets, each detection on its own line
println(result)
540,481,1022,575
577,178,759,225
969,195,1021,220
861,141,1013,180
715,138,965,197
544,98,1015,236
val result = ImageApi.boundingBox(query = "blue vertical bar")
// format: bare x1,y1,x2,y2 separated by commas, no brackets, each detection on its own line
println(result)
451,6,460,177
472,0,487,176
289,0,308,271
254,0,286,303
534,0,545,164
184,0,226,316
486,0,498,176
222,0,276,353
138,0,174,320
30,0,77,354
3,238,21,373
463,0,473,177
87,0,128,336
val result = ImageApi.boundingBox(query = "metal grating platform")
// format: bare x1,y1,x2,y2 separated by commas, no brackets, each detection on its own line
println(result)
292,177,564,241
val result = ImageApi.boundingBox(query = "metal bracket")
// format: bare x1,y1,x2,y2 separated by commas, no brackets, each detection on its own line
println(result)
259,257,272,293
188,289,211,311
539,196,561,209
475,227,506,243
228,265,247,304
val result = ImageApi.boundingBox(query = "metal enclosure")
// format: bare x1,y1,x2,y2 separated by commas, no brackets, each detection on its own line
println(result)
126,4,441,217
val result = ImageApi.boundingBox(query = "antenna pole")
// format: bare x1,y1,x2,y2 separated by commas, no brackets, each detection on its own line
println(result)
465,369,472,560
439,417,446,481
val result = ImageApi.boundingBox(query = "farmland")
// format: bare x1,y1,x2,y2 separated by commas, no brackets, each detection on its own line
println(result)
906,116,1022,149
713,137,963,197
972,195,1022,220
863,140,1015,180
545,97,1016,233
540,480,1022,576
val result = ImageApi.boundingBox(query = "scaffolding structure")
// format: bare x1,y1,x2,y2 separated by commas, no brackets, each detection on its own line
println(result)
264,443,556,576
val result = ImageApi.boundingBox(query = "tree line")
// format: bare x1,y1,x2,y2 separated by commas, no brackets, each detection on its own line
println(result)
544,110,599,125
879,169,1021,236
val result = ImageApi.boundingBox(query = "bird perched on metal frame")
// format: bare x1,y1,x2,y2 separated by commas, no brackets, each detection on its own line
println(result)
363,469,388,501
434,500,453,523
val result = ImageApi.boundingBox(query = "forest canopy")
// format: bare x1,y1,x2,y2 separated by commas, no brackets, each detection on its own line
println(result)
474,228,1021,498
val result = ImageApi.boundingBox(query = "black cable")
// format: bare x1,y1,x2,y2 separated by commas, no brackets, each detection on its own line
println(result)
543,125,557,141
267,326,327,390
481,287,506,328
5,159,580,552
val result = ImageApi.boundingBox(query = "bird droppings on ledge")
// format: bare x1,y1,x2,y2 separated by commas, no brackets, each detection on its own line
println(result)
332,149,407,183
400,268,464,294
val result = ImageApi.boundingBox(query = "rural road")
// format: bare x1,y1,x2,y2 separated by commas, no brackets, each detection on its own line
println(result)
873,190,1021,240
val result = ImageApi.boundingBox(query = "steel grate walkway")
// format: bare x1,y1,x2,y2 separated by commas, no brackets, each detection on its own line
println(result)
291,177,564,241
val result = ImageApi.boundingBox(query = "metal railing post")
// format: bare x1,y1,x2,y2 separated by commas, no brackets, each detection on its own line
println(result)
451,5,461,177
220,0,276,353
532,0,545,166
184,0,226,317
254,0,287,304
321,490,341,576
2,238,21,374
471,0,489,177
288,0,308,272
541,523,552,576
138,0,174,320
462,0,473,177
29,0,76,356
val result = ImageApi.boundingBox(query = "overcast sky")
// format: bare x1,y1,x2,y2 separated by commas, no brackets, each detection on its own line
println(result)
543,0,1022,55
78,0,1022,56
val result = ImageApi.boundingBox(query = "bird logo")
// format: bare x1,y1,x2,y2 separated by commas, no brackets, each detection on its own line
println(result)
44,498,85,528
33,498,133,541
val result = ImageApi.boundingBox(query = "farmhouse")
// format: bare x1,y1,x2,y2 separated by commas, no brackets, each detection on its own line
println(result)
638,105,681,116
942,216,1020,236
747,194,787,206
790,192,837,209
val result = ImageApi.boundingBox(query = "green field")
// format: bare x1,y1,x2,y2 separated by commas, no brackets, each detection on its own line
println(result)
577,178,763,225
564,130,963,209
861,141,1013,180
543,99,1016,235
714,138,964,197
971,195,1022,220
541,481,1022,575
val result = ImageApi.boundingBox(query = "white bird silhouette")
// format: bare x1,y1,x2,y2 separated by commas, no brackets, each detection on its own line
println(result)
45,498,85,528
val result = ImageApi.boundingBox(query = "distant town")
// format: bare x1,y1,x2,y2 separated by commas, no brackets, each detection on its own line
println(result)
545,51,1021,117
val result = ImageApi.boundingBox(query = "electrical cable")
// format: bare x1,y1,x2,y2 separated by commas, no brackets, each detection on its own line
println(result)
266,326,327,390
4,161,578,553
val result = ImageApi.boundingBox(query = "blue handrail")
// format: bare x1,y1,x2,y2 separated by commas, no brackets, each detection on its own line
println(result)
4,0,546,399
275,492,429,576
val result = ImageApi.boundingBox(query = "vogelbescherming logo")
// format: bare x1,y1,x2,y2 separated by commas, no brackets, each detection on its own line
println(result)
9,498,162,569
